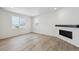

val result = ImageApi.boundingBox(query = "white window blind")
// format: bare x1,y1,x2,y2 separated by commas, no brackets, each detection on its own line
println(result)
12,16,26,29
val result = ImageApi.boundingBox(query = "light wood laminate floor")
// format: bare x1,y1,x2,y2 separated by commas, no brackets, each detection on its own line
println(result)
0,32,79,51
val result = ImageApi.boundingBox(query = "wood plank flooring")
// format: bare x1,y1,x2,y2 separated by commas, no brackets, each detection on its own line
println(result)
0,32,79,51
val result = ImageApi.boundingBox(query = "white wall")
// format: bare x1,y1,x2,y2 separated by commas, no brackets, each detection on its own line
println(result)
33,7,79,47
0,9,31,39
0,15,2,37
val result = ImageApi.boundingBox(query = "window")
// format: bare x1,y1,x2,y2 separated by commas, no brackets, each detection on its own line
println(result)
12,16,26,29
19,17,26,26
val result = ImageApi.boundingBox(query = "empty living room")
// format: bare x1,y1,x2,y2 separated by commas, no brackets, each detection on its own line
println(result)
0,7,79,51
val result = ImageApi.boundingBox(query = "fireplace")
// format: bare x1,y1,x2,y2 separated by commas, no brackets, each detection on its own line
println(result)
59,30,72,39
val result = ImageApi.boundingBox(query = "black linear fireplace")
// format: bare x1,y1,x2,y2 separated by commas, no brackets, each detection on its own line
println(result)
59,30,72,39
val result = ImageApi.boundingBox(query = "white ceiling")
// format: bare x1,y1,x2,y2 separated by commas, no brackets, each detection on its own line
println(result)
1,7,61,16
